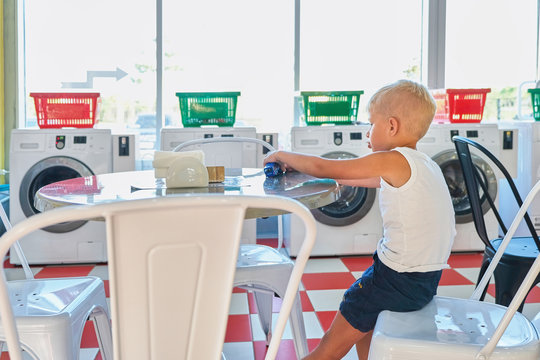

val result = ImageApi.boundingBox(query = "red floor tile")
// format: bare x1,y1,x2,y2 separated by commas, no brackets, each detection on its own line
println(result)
308,338,321,352
526,285,540,303
80,321,98,348
340,256,374,272
257,238,279,248
34,265,94,278
300,291,314,312
316,311,337,332
253,339,297,360
302,272,356,291
447,252,484,268
224,314,252,342
439,268,474,286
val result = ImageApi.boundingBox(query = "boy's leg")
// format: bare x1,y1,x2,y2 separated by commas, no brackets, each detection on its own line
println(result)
355,330,373,360
303,311,368,360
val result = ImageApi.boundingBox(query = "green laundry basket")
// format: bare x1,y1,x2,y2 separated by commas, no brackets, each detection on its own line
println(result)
176,92,240,127
301,90,364,125
528,88,540,120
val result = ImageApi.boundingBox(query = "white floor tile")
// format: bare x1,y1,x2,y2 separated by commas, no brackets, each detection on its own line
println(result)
302,311,324,339
4,266,42,281
454,267,495,284
436,284,477,299
250,313,293,342
522,302,540,321
304,258,349,273
222,341,255,360
88,265,109,280
229,293,249,315
80,348,99,360
306,289,346,312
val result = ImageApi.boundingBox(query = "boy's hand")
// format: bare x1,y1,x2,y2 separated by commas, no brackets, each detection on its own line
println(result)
263,151,290,172
263,150,279,166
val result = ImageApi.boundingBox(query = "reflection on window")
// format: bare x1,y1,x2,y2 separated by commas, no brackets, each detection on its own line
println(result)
446,0,537,120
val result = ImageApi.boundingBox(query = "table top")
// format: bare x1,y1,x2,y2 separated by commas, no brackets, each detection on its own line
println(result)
35,169,340,218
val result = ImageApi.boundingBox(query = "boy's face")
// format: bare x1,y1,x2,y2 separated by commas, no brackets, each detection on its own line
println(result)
367,109,391,152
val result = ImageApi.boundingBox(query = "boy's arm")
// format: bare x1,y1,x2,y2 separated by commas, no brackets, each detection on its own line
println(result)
264,150,411,188
336,177,381,188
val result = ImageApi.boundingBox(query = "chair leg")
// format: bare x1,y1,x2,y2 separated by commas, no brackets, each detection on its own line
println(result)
253,291,274,344
493,264,533,312
90,307,114,360
288,294,309,359
476,258,491,301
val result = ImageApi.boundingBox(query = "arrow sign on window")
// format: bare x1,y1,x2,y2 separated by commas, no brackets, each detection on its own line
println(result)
61,67,128,88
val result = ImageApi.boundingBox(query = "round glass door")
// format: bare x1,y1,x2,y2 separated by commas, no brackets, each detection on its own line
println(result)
432,150,497,224
311,151,377,227
20,156,94,233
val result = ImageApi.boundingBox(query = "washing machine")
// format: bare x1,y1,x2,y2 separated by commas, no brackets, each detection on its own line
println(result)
160,126,260,244
417,123,518,252
112,133,137,172
9,128,113,264
498,120,540,236
285,124,383,256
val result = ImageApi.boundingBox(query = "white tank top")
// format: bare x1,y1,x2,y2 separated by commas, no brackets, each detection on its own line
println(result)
376,147,456,272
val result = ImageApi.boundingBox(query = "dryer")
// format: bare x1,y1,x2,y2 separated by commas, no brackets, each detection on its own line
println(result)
160,126,259,244
285,124,383,256
498,120,540,236
417,123,518,252
9,128,113,264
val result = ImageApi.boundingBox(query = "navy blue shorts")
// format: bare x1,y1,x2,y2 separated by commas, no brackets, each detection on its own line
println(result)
339,253,442,332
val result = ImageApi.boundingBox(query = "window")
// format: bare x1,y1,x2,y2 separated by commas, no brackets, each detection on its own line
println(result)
446,0,538,120
300,0,424,123
24,0,156,162
162,0,294,143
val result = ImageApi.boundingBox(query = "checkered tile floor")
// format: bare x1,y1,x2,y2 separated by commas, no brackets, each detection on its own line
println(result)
4,241,540,360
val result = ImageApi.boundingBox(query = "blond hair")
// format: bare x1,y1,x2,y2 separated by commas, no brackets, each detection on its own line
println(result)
368,80,436,139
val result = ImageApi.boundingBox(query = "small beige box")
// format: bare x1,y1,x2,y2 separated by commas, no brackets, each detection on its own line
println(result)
206,166,225,183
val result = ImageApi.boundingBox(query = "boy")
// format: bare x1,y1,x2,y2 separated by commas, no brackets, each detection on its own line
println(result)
264,80,456,359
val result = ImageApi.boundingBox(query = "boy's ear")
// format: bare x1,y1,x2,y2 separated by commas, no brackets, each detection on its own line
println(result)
388,116,399,136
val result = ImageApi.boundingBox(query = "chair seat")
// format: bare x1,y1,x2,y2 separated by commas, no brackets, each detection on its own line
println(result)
236,244,293,268
9,277,104,317
233,244,309,358
0,276,110,359
369,296,540,359
490,237,540,260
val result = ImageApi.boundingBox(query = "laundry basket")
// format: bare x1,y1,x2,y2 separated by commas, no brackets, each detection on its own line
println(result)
431,88,491,123
176,92,240,127
30,92,100,128
528,88,540,120
301,91,363,125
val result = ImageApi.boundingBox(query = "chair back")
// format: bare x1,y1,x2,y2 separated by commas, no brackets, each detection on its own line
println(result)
452,136,540,251
172,136,276,154
475,180,540,358
0,201,34,280
0,195,316,360
173,136,286,249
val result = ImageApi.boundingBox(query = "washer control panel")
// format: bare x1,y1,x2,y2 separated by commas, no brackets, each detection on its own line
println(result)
55,135,66,150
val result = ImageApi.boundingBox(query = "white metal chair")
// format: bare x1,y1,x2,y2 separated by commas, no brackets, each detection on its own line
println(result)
368,180,540,360
0,194,317,360
174,137,310,357
0,202,112,359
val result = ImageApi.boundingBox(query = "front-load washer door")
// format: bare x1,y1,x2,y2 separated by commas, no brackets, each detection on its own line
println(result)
19,156,94,233
311,151,377,226
433,149,497,224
